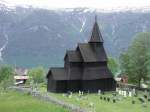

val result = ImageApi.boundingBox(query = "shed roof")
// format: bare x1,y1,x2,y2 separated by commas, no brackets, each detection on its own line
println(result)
15,67,28,76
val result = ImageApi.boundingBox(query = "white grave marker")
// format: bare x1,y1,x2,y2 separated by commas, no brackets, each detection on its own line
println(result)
129,91,132,97
98,90,101,95
123,91,127,97
119,90,121,95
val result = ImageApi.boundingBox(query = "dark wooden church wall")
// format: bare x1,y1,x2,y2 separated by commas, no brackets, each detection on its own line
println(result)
64,56,70,76
56,81,67,93
110,78,116,91
82,63,110,79
83,62,107,67
68,62,83,79
47,75,57,92
82,79,115,92
82,66,102,78
67,80,81,92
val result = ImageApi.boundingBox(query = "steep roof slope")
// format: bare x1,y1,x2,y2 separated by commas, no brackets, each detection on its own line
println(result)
64,50,83,62
89,16,103,43
78,43,107,62
47,67,67,80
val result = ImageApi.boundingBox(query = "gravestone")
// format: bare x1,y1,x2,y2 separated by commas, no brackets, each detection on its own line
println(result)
79,90,81,97
101,91,105,95
123,91,127,97
98,89,101,96
129,91,132,97
104,97,106,101
143,94,147,99
119,90,122,95
81,91,84,96
132,88,136,95
107,97,110,102
113,99,116,103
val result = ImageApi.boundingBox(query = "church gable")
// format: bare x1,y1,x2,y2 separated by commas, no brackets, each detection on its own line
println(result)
77,43,107,62
64,50,83,62
78,43,97,62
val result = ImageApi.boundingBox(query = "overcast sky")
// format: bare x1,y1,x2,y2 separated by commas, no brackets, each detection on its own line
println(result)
1,0,150,9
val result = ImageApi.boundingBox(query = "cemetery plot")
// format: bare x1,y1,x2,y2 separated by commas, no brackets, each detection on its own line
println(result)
47,90,150,112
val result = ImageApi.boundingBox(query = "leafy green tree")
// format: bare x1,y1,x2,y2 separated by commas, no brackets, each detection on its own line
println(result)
120,32,150,87
0,65,14,90
28,67,45,84
108,57,120,76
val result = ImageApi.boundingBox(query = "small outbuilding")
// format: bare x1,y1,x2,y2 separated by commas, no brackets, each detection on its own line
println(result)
14,67,29,85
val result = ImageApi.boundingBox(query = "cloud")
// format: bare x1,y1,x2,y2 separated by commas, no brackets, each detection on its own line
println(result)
1,0,150,9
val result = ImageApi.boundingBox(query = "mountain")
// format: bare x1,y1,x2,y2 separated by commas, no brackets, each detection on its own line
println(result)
0,4,150,68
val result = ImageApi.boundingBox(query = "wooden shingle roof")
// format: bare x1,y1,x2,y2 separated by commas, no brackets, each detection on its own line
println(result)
89,16,103,43
65,50,82,62
78,43,96,62
47,67,67,80
78,43,107,62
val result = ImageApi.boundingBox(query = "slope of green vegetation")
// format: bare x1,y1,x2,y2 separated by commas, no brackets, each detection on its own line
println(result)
0,91,69,112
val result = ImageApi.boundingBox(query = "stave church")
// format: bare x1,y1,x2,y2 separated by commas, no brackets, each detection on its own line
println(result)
46,16,116,93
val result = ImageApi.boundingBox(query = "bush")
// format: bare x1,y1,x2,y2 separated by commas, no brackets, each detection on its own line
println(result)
0,65,14,90
28,67,45,84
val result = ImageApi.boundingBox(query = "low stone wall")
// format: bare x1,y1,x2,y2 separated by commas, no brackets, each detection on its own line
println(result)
11,87,88,112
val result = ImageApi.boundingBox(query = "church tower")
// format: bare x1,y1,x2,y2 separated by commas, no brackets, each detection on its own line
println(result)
89,16,107,62
89,16,103,43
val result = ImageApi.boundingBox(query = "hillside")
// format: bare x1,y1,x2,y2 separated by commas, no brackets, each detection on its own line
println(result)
0,5,150,68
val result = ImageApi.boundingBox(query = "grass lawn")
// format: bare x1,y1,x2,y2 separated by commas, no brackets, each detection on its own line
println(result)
0,90,69,112
40,88,150,112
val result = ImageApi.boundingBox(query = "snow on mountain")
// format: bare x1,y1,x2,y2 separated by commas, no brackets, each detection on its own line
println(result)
0,2,150,67
79,18,86,32
0,32,8,61
0,1,150,13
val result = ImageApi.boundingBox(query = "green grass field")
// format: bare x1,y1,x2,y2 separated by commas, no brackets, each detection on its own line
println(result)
1,88,150,112
46,91,150,112
0,91,69,112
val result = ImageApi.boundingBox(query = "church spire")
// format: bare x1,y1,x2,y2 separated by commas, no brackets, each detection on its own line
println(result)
89,15,103,43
